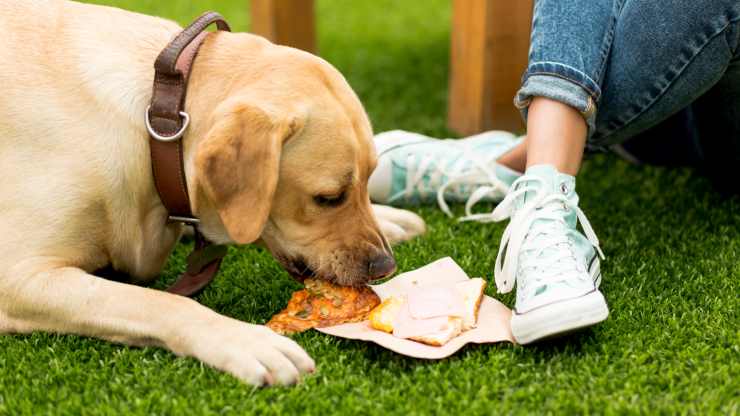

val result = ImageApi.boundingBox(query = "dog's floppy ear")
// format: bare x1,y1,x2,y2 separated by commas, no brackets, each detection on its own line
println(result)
195,99,300,244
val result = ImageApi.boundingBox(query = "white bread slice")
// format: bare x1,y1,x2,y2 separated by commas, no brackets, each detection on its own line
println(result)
455,278,487,330
368,296,404,333
408,317,463,346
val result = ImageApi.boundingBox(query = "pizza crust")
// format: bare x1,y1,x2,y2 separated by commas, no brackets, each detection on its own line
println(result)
267,279,381,335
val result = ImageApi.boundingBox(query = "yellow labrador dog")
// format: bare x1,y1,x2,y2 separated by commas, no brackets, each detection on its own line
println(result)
0,1,425,386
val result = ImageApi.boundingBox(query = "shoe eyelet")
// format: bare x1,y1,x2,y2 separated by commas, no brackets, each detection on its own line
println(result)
560,183,569,194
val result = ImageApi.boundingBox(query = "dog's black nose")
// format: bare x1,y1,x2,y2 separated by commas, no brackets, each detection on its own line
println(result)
367,253,396,281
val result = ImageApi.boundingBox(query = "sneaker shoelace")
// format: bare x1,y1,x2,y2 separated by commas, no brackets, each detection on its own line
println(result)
488,175,605,294
397,148,511,220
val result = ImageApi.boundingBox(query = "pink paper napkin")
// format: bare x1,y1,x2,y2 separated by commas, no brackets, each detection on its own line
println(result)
316,257,515,359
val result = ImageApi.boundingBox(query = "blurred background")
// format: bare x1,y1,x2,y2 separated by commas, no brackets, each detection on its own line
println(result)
85,0,454,137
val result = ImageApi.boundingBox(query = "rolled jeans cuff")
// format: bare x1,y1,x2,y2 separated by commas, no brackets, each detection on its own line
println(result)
515,70,600,145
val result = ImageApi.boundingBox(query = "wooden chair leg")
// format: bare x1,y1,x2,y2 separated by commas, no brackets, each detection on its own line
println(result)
250,0,316,53
447,0,533,135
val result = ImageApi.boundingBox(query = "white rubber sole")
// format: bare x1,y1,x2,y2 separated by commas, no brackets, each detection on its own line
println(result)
511,290,609,345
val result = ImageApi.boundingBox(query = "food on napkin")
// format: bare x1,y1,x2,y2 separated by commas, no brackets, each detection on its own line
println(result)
367,296,404,333
267,279,380,335
368,278,486,346
317,258,514,359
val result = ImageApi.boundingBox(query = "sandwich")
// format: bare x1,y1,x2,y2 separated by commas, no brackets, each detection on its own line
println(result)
368,278,486,346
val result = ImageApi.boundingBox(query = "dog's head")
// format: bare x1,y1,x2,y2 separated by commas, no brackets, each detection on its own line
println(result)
188,34,395,286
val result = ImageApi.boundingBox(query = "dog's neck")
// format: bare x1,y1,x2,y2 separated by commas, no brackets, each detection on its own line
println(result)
104,19,214,226
86,14,235,262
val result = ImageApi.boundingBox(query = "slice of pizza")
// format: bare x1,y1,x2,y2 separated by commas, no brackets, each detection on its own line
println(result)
266,279,381,335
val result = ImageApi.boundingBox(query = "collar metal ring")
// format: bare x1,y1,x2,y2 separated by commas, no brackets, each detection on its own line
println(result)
145,105,190,142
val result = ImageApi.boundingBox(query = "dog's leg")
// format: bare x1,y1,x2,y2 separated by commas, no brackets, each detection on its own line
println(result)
372,204,426,245
0,309,14,333
0,264,314,386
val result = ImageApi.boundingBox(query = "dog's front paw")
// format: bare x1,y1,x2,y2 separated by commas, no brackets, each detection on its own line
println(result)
184,319,315,386
372,204,426,245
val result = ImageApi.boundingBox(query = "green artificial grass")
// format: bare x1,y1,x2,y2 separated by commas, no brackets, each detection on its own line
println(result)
1,1,738,414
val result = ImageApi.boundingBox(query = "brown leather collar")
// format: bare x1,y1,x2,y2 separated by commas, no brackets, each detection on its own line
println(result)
145,12,231,297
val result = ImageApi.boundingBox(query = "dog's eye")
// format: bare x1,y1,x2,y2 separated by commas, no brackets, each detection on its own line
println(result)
314,192,346,207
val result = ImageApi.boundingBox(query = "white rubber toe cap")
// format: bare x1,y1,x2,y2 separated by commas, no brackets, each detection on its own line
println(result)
511,290,609,345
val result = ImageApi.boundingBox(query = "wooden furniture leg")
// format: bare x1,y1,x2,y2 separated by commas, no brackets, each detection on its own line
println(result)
250,0,316,53
447,0,533,135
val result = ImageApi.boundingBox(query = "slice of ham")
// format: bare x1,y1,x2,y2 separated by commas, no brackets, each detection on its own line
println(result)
392,281,469,339
406,284,467,319
392,300,453,339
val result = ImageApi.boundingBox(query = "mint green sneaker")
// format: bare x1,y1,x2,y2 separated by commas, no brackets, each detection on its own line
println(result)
369,130,522,219
490,165,608,344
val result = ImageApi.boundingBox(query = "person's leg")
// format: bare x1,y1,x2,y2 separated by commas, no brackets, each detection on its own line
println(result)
693,58,740,194
496,139,527,174
524,97,587,175
615,107,705,167
513,0,623,166
497,0,622,175
618,56,740,174
492,0,623,344
505,1,740,173
500,0,740,344
618,53,740,195
591,0,740,150
496,95,588,175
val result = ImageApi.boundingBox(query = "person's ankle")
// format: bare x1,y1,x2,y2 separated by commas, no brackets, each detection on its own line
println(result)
495,142,526,173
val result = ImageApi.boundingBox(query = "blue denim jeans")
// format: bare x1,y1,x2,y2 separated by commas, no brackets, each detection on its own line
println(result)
515,0,740,173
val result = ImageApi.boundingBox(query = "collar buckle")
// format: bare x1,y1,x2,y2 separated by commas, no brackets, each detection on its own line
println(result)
168,215,201,225
145,105,190,142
